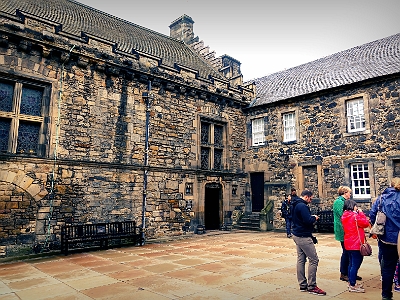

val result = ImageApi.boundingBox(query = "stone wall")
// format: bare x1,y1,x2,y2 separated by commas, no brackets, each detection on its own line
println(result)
246,76,400,217
0,16,251,257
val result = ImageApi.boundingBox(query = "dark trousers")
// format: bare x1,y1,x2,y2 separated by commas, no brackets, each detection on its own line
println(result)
340,241,350,276
379,240,399,299
285,218,292,235
348,250,363,286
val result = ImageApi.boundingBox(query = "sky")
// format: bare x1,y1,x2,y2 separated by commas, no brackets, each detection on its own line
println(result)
76,0,399,81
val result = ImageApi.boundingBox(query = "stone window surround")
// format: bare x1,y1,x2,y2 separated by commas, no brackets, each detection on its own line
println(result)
248,114,267,148
387,155,400,181
198,115,227,171
0,73,52,157
251,117,264,146
338,93,371,137
278,107,300,144
343,158,376,202
297,161,323,200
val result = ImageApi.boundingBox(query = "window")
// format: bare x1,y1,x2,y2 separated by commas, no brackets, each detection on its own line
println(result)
346,98,365,132
393,159,400,177
251,118,264,146
283,112,296,142
200,120,225,170
351,163,371,198
185,183,193,195
0,78,48,156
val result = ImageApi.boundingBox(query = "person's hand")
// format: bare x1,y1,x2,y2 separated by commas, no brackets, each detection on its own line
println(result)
313,215,319,220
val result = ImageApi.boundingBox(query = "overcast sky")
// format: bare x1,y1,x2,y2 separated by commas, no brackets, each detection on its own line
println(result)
76,0,399,81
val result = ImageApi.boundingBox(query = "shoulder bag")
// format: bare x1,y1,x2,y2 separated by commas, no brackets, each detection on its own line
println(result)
370,196,386,236
356,217,372,256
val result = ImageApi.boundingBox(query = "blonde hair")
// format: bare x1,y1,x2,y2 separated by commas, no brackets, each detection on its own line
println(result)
338,186,352,195
391,177,400,190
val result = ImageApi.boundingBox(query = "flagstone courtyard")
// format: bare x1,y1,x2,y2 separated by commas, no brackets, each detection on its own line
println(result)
0,230,395,300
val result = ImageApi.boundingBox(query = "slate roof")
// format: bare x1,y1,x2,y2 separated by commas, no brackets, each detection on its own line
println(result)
0,0,225,80
251,33,400,107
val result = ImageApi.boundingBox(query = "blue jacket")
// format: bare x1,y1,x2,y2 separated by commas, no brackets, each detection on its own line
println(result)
370,187,400,244
291,196,317,237
281,199,292,219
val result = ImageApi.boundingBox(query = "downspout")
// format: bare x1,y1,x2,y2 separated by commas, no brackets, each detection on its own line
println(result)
141,81,151,244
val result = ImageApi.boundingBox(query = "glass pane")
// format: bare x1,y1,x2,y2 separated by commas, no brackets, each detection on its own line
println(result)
16,121,40,154
20,87,43,116
201,123,210,144
0,82,14,112
214,125,223,147
214,149,223,170
0,118,10,152
201,147,209,169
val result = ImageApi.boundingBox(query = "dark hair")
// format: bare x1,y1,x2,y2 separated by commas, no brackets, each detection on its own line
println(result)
301,190,313,197
343,199,357,211
291,188,296,192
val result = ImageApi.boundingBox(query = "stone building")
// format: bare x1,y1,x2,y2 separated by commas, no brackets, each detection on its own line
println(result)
0,0,254,256
245,33,400,229
0,0,399,258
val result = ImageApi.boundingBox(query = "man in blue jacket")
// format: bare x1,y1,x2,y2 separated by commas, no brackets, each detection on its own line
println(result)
370,177,400,300
292,190,326,296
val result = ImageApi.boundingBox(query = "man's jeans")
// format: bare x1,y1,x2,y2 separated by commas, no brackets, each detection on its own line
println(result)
285,218,292,235
379,240,399,299
292,235,319,289
347,250,363,286
340,241,349,276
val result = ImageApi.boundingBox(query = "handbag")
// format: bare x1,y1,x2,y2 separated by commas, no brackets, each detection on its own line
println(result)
356,218,372,256
360,240,372,256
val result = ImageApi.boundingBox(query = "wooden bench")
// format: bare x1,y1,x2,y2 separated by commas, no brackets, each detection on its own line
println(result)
61,221,143,255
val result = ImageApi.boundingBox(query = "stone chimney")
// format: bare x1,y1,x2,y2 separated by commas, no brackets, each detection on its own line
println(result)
169,15,198,45
220,55,243,86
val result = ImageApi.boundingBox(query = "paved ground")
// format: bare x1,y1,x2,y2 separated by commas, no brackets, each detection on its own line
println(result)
0,230,397,300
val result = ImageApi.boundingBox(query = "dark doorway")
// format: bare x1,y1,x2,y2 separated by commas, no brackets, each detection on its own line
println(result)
204,183,221,230
250,172,264,212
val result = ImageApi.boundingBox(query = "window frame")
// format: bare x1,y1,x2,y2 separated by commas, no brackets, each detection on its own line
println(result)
199,118,226,171
283,111,296,142
251,117,264,146
350,163,371,199
339,94,371,137
346,97,366,133
0,75,51,157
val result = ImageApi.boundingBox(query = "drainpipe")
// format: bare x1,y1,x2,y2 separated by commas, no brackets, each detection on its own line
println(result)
141,81,152,245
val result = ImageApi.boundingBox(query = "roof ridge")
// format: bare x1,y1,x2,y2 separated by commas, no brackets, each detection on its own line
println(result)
254,32,400,82
68,0,184,44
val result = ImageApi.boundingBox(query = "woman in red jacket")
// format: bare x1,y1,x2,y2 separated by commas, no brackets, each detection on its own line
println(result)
341,200,370,293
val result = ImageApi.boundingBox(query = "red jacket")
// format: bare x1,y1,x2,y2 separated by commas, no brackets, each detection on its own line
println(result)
341,210,370,251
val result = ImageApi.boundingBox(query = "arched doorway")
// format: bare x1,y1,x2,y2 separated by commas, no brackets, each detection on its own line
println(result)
204,183,222,230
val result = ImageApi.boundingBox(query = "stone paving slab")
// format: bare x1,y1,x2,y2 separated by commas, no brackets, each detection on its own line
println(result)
0,230,397,300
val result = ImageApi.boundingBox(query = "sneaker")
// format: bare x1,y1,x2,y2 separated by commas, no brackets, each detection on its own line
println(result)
300,287,307,292
356,275,362,280
395,285,400,292
340,274,349,281
348,285,365,293
308,286,326,295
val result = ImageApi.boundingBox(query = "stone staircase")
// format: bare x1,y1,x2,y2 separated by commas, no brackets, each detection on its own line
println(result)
234,213,260,231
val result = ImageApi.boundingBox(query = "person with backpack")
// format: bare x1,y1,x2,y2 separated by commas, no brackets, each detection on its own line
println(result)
370,177,400,300
281,188,296,238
